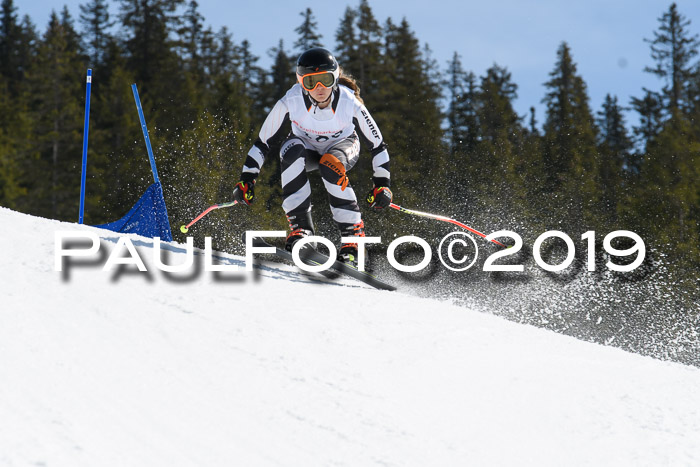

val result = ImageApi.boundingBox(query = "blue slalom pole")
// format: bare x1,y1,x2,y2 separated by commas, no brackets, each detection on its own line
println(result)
78,69,92,224
131,84,160,184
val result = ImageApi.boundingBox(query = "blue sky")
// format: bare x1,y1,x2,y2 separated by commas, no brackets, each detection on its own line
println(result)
19,0,700,128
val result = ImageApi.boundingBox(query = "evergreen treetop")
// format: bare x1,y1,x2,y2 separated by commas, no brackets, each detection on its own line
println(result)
293,8,323,54
643,2,700,114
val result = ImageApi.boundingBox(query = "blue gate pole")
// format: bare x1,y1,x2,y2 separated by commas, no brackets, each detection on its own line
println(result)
78,69,92,224
131,84,160,184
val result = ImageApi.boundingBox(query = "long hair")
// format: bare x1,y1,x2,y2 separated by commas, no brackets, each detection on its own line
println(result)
337,67,364,104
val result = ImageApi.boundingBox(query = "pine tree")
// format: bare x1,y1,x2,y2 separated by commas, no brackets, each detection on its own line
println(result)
237,39,260,89
634,111,699,264
596,94,633,222
87,41,143,223
293,8,323,54
688,63,700,125
528,107,538,135
79,0,113,67
474,64,525,208
476,64,521,145
333,1,384,104
178,0,203,63
24,11,86,219
0,0,19,80
334,6,357,71
0,74,30,207
0,2,35,209
118,0,190,194
18,14,38,64
118,0,183,86
176,0,208,114
541,42,600,230
631,88,664,151
235,38,265,125
205,27,252,143
265,39,294,106
629,4,700,267
643,2,699,114
444,52,478,157
0,0,36,96
519,106,545,224
59,6,83,56
356,1,382,93
379,17,444,208
118,0,187,130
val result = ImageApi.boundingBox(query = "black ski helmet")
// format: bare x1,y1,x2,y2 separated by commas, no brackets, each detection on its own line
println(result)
296,47,339,77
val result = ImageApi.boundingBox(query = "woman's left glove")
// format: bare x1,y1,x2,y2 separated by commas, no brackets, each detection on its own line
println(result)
366,186,392,210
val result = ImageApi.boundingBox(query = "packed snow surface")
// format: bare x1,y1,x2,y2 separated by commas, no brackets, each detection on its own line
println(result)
1,207,699,466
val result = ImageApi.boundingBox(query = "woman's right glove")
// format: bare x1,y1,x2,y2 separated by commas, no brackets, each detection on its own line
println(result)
366,186,392,210
233,180,255,205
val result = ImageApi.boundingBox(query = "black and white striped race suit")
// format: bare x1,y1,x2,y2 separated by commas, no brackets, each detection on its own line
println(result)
239,83,390,228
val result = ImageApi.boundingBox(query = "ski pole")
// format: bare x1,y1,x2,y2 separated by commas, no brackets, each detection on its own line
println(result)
179,200,238,233
79,69,92,224
389,203,507,248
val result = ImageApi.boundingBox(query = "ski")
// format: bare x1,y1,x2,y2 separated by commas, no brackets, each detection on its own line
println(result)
251,237,397,291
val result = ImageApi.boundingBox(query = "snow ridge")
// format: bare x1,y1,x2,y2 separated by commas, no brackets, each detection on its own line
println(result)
1,207,699,467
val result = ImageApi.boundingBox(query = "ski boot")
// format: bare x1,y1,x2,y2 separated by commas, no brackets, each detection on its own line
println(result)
285,210,315,252
337,220,366,269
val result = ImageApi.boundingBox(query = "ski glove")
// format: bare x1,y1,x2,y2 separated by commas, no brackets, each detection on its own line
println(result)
233,180,255,205
366,186,393,210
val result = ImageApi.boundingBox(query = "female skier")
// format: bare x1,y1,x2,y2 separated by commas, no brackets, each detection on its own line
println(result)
232,47,393,266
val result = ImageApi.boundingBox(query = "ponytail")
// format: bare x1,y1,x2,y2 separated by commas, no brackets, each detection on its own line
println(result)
337,67,364,105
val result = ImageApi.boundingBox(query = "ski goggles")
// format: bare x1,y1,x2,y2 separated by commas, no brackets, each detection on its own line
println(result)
297,70,338,91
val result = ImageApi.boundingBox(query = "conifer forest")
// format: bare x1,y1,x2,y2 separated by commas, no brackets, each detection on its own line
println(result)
1,0,698,301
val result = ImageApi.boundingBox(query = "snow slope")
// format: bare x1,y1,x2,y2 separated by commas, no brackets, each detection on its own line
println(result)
1,206,699,467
